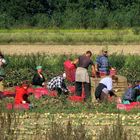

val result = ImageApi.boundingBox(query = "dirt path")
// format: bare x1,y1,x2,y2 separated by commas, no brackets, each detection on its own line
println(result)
0,44,140,55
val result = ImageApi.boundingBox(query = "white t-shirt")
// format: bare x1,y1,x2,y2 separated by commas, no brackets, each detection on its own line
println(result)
99,76,112,91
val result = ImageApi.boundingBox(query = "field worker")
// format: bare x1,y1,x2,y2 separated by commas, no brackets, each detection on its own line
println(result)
72,50,96,101
0,51,7,92
122,81,140,104
134,80,140,90
95,74,118,102
134,80,140,101
32,66,46,87
14,81,31,105
47,73,69,96
95,48,111,76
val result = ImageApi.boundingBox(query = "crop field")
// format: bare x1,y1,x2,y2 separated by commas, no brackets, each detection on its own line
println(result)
0,29,140,140
0,51,139,139
0,44,140,55
1,29,140,45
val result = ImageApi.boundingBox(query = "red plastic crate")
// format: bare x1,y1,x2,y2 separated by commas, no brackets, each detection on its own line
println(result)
64,60,76,82
68,86,75,94
117,102,140,111
6,103,29,110
68,95,84,102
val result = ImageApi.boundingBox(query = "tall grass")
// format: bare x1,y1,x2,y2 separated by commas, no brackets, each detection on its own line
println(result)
0,108,140,140
97,115,139,140
0,29,140,44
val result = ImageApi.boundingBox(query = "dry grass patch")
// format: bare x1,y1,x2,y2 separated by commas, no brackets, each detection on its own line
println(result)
0,44,140,55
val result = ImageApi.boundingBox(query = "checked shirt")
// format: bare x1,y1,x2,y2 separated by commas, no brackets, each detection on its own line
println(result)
47,76,68,92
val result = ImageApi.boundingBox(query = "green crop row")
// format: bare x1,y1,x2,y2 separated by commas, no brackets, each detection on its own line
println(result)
3,53,140,87
1,29,140,44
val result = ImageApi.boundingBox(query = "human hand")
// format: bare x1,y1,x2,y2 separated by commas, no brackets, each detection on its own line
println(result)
22,101,26,104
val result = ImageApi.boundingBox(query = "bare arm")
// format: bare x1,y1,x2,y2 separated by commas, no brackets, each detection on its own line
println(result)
91,65,96,77
72,58,79,65
95,63,99,72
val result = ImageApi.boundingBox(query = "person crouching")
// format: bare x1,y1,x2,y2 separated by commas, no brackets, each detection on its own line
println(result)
47,73,69,96
32,66,46,88
95,74,118,103
14,81,31,105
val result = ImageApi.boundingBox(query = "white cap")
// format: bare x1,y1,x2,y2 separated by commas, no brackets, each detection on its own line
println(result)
63,73,66,79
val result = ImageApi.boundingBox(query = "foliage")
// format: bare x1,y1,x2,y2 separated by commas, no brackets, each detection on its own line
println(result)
1,29,140,44
132,27,140,35
3,53,140,87
0,102,140,139
97,115,138,140
0,108,92,140
119,55,140,82
1,1,140,29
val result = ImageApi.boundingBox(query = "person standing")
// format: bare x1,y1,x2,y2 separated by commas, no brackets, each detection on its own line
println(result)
73,51,96,101
95,48,111,76
0,51,6,92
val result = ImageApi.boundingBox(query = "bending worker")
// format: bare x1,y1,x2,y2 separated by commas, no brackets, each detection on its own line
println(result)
73,51,96,101
47,73,69,96
95,73,118,102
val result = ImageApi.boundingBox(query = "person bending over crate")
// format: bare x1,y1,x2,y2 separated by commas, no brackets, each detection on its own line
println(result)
95,74,118,102
14,81,31,105
47,73,69,96
72,51,96,101
122,81,140,104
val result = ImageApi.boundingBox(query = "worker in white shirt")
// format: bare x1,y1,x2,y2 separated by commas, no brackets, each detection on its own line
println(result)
95,74,118,102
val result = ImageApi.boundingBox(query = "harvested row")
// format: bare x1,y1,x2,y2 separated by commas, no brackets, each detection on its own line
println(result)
0,44,140,55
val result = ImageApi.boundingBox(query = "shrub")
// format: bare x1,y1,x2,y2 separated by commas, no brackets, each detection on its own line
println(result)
32,14,50,28
132,27,140,35
119,55,140,82
3,53,140,87
0,13,15,29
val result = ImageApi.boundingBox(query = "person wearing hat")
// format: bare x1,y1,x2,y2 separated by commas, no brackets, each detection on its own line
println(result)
95,48,111,76
95,73,118,102
47,73,69,96
32,66,46,87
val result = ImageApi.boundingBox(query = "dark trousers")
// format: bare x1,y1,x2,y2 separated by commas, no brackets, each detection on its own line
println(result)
99,92,108,102
99,91,117,103
56,88,69,97
75,82,91,99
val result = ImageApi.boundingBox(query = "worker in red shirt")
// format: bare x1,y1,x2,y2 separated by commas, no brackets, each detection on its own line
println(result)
14,82,30,105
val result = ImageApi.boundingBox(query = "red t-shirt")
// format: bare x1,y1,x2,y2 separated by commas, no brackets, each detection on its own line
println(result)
14,87,28,104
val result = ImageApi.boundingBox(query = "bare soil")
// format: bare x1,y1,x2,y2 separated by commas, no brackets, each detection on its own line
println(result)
0,44,140,55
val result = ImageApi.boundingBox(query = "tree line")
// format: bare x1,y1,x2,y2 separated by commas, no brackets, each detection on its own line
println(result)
0,0,140,29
